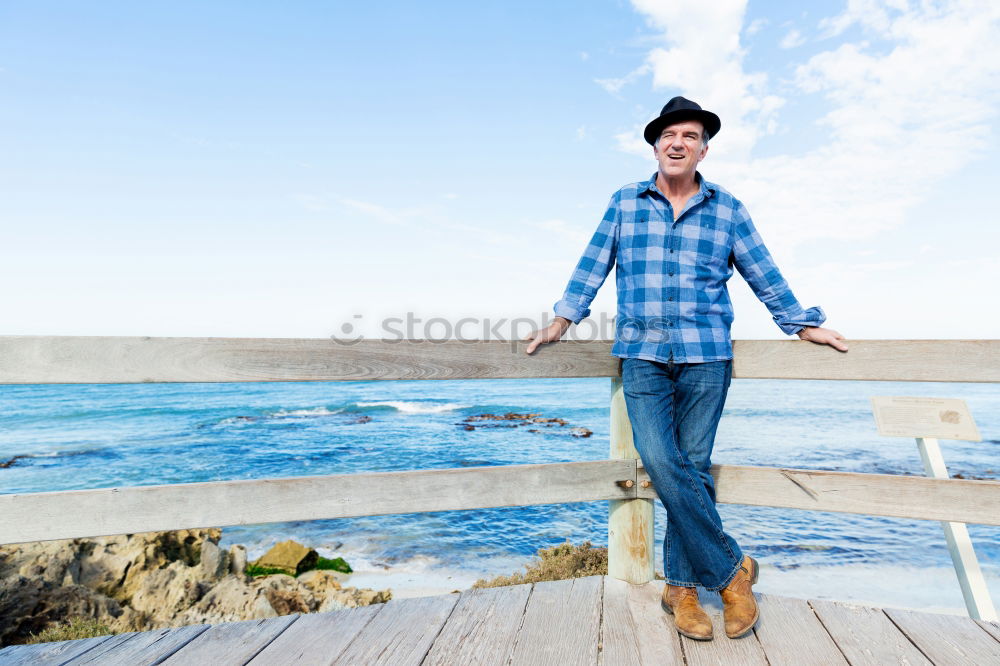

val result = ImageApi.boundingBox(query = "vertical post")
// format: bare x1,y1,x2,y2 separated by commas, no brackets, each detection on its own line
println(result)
916,437,997,621
608,376,654,583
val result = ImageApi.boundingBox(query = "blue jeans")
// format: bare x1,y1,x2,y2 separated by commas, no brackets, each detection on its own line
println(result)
621,357,743,590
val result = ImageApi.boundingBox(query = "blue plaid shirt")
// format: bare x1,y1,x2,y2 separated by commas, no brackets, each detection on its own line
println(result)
553,172,825,363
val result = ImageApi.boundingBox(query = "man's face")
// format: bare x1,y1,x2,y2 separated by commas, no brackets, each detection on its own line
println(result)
654,120,708,180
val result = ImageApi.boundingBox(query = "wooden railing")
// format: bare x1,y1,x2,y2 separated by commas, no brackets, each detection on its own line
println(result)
1,336,998,618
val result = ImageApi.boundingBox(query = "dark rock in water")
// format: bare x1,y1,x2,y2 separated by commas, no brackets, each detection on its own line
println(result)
459,412,592,438
0,455,31,469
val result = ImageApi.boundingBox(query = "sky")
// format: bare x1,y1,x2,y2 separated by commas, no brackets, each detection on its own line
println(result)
2,0,999,341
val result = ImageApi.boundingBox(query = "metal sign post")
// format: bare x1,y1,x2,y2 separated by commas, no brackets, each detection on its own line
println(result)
871,396,996,621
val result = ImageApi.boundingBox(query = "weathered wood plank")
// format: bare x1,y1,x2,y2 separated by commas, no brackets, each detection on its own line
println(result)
0,635,115,665
751,594,847,664
1,336,996,384
808,599,930,666
247,606,382,665
0,460,636,545
0,337,617,384
423,583,532,665
680,611,769,666
637,465,1000,526
159,614,298,664
331,594,459,665
885,606,1000,665
509,575,603,666
733,339,1000,382
600,578,683,665
8,461,997,546
977,618,1000,642
65,624,210,665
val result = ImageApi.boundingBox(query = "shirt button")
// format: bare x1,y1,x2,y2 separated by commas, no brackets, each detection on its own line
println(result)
668,297,674,301
668,272,674,277
670,249,674,253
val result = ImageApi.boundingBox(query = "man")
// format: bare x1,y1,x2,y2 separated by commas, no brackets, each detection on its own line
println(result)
524,96,847,641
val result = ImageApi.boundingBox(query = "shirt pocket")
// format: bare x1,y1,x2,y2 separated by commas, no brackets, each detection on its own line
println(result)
695,217,732,270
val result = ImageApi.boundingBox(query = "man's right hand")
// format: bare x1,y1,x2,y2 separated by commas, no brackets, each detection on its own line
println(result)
523,317,572,355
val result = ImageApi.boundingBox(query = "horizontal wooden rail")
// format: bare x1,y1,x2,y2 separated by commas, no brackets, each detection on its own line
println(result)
3,462,998,545
0,460,636,544
1,336,997,384
637,465,1000,525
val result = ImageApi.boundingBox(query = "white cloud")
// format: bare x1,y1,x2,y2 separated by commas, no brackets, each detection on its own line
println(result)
595,63,651,95
618,0,1000,256
624,0,785,161
746,18,768,36
780,28,806,48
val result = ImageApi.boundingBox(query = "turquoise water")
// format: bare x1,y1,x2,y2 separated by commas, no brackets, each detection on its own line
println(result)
1,378,998,611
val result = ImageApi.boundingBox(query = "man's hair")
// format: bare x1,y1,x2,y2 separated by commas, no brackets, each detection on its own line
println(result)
654,126,711,149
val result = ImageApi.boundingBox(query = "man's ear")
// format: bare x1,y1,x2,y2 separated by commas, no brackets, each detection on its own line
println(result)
697,142,709,162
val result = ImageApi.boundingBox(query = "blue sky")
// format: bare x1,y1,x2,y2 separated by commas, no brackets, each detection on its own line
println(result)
2,1,998,340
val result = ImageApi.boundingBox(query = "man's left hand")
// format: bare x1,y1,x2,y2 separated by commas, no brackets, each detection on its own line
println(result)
797,326,848,352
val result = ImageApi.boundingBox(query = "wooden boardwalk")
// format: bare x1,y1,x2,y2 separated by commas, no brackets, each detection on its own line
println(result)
2,576,999,665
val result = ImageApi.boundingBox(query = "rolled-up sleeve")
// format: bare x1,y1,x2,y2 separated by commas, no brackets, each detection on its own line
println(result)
730,202,825,335
553,194,620,324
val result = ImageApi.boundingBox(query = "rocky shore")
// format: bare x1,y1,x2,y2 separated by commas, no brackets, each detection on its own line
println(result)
0,529,391,647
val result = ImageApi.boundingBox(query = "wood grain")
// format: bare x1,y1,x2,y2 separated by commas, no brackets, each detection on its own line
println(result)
1,336,996,384
0,336,616,384
809,599,930,665
637,465,1000,526
423,584,532,665
885,606,1000,664
65,624,210,665
331,594,459,665
0,635,115,665
509,575,603,665
608,377,654,584
159,615,298,664
752,594,848,665
246,606,382,665
600,577,683,665
0,460,636,545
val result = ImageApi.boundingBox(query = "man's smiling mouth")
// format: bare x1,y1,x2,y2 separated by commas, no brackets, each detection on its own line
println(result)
668,154,685,160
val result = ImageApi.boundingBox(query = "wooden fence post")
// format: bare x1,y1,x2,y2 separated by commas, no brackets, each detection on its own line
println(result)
608,376,654,583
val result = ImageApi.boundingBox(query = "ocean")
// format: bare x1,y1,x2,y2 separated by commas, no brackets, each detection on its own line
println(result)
1,377,997,614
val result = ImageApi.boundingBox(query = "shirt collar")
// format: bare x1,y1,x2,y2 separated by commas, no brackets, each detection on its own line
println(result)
640,171,716,199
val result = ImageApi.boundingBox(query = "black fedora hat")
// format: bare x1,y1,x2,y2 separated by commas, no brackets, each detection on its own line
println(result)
643,96,721,145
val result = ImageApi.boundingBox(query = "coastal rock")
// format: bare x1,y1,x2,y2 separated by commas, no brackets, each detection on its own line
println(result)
199,540,230,580
127,560,208,623
8,528,222,604
228,544,247,575
0,530,390,647
0,575,147,645
252,539,317,576
174,574,278,624
317,584,392,612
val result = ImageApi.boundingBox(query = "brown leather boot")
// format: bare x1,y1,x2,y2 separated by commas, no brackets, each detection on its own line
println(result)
660,584,713,640
719,555,759,638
